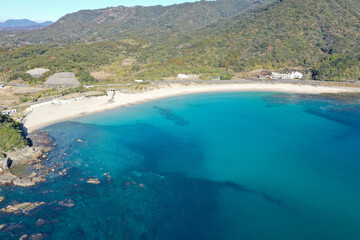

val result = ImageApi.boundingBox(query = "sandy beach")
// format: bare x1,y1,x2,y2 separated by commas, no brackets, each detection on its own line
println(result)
23,83,360,132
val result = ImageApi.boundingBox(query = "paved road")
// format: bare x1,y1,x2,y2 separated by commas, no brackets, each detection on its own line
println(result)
154,78,360,85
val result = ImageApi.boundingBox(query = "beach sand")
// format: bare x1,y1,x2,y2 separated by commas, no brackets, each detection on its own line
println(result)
23,83,360,132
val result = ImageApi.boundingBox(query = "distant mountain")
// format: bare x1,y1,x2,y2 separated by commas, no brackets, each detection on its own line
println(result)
0,19,53,31
2,0,271,43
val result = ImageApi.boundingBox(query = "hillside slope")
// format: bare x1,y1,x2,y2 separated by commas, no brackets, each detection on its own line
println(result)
140,0,359,80
2,0,270,44
0,0,358,82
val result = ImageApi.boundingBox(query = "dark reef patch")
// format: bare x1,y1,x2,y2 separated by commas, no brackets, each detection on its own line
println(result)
153,106,190,126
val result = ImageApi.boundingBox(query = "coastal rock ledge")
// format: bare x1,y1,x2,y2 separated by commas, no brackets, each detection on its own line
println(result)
0,131,53,187
1,202,45,214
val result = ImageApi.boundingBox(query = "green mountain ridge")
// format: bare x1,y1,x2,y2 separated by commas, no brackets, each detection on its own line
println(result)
1,0,270,44
139,0,359,80
0,0,358,82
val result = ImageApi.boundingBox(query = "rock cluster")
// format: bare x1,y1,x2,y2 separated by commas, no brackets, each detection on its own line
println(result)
0,131,53,187
1,201,45,214
58,199,75,208
87,178,100,184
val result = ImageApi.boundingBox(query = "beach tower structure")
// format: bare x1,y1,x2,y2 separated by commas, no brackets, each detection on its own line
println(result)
44,72,80,88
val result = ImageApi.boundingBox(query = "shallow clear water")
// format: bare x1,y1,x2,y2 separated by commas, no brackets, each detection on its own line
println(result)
1,92,360,239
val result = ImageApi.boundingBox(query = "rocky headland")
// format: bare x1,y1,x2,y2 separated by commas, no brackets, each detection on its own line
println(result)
0,131,53,187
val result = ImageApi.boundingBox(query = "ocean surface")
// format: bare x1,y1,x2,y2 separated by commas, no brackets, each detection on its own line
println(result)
1,92,360,239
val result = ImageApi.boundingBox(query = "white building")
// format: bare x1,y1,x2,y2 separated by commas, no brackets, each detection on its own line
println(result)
1,109,17,115
134,80,144,83
271,71,303,80
177,73,190,79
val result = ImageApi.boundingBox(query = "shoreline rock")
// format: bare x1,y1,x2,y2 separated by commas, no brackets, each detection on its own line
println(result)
1,201,45,214
0,131,53,187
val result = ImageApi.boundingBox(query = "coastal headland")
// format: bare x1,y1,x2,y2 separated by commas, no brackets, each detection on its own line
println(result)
23,82,360,132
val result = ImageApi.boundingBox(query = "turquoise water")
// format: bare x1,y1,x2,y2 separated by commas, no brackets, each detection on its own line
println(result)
1,92,360,239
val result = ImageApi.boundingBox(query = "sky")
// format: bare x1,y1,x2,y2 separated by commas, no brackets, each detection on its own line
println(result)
0,0,198,22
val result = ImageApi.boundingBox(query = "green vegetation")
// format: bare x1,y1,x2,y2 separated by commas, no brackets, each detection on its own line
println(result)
0,42,123,84
0,0,270,44
143,0,359,81
0,0,358,83
0,114,28,153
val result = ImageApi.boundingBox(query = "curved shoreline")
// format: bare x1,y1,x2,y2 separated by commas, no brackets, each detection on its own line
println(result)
23,83,360,132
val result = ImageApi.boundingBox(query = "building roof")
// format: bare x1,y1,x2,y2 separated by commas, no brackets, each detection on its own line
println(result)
26,68,50,78
45,72,80,86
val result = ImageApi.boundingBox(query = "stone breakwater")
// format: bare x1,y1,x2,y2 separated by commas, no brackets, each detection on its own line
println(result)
0,131,54,187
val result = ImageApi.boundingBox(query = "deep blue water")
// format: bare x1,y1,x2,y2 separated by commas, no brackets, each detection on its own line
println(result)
1,92,360,239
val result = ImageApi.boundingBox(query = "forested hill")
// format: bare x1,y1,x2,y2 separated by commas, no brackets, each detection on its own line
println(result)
144,0,359,80
2,0,270,44
0,0,358,81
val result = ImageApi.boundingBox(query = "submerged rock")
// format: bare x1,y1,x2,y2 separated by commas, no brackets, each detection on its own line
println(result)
0,224,7,231
58,199,75,208
1,201,45,214
36,219,46,227
29,233,46,240
87,178,100,184
20,234,28,240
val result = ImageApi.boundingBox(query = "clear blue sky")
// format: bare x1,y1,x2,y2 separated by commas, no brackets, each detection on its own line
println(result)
0,0,198,22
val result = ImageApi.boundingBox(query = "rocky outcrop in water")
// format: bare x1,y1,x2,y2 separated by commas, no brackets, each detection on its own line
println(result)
1,202,45,214
0,131,53,187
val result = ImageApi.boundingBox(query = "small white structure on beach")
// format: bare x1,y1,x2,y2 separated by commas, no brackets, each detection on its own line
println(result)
177,73,190,79
1,109,17,115
26,68,50,78
134,80,144,83
271,71,303,80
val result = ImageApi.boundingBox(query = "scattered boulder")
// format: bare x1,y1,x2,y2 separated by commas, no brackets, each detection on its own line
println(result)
29,233,45,240
20,234,28,240
36,219,46,227
0,196,5,203
87,178,100,184
58,199,75,208
0,224,7,231
31,176,46,184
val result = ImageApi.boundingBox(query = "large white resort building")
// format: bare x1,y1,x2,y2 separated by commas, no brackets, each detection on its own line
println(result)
271,71,303,80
